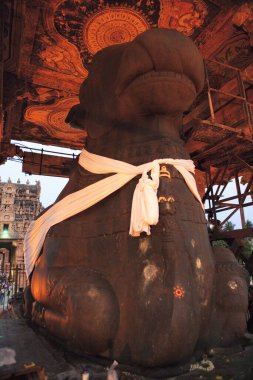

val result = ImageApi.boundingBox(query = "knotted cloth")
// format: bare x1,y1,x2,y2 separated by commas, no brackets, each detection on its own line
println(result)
24,149,203,277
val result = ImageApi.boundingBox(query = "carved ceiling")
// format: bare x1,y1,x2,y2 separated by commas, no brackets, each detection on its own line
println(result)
2,0,253,177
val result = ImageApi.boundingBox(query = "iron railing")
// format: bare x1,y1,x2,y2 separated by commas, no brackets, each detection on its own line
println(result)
0,263,28,312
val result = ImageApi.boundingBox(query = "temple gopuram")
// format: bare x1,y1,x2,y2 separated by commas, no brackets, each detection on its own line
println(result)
0,177,42,269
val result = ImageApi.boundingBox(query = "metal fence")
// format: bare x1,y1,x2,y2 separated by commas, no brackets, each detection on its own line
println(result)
0,264,28,311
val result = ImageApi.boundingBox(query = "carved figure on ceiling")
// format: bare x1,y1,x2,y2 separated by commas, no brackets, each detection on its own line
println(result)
159,0,207,36
233,2,253,47
34,34,85,77
30,10,88,79
24,97,85,148
24,29,248,373
17,86,61,104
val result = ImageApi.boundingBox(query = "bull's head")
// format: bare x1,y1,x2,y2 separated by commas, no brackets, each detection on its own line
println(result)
67,28,204,139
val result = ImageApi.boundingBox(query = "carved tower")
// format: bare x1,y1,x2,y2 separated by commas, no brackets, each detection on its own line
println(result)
0,178,43,272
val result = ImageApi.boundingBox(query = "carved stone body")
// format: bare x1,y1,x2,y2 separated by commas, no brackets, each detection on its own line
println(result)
29,29,248,368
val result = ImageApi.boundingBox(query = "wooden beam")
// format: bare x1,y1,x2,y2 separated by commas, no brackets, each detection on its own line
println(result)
193,135,235,161
199,119,251,138
215,190,253,203
202,167,222,203
206,201,253,213
214,175,253,226
183,62,253,132
234,155,253,172
22,152,75,177
214,161,230,197
212,228,253,240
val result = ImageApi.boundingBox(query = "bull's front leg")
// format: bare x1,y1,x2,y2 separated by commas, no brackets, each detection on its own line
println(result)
31,261,120,354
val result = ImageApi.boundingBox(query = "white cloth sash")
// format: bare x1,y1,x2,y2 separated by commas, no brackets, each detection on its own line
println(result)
24,149,203,277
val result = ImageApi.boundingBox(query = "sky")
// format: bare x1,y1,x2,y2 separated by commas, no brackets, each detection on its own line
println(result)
0,140,252,228
204,181,252,229
0,141,79,208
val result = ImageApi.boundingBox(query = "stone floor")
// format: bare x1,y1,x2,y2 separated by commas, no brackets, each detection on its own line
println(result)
1,304,253,380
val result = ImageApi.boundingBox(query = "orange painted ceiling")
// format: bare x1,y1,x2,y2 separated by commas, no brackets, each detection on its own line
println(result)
2,0,253,178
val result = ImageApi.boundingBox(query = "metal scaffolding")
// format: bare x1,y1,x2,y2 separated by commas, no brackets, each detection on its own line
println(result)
198,59,253,269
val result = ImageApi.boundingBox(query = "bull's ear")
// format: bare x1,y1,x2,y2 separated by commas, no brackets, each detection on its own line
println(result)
65,104,86,131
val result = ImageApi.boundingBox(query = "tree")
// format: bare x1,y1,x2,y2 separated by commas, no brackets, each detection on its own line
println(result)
212,220,235,248
211,220,253,256
223,221,235,231
245,220,253,228
212,239,229,248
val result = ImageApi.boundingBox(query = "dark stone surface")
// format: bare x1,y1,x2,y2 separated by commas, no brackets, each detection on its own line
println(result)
27,28,249,368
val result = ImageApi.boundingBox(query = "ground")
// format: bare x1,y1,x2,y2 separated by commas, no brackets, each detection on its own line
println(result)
0,301,253,380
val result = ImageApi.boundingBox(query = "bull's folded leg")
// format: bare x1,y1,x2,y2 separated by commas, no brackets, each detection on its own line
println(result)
208,246,249,347
31,266,120,354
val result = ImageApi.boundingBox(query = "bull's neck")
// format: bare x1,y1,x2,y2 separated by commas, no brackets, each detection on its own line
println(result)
86,115,189,165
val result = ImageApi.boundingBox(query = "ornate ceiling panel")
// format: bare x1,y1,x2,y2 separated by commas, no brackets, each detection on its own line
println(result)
23,97,85,148
83,8,150,55
9,83,85,148
2,0,253,157
54,0,159,68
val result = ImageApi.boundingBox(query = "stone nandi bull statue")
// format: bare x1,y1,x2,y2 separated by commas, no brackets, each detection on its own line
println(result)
24,29,248,370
